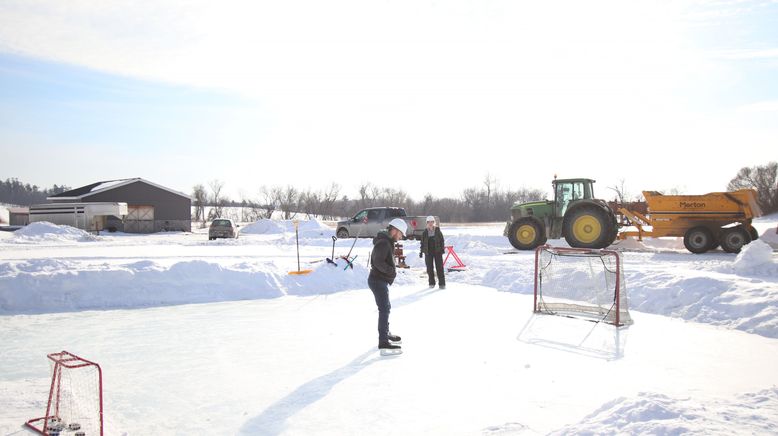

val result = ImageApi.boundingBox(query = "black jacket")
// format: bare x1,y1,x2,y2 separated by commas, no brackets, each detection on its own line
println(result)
420,227,445,255
369,231,397,284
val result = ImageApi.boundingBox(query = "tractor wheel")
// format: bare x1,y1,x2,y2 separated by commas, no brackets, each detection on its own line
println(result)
683,226,714,254
563,206,615,249
748,226,759,242
720,226,751,254
336,228,350,239
507,218,546,250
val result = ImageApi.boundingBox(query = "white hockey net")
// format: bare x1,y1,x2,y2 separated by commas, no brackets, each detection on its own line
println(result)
26,351,103,436
534,246,633,326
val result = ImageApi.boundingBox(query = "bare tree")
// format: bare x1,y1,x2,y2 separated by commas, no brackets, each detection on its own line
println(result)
728,161,778,214
483,173,496,207
207,180,225,220
320,182,341,220
259,186,281,219
278,185,300,220
607,179,627,205
192,184,207,224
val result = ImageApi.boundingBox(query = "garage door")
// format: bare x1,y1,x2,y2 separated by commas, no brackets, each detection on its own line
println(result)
125,206,154,233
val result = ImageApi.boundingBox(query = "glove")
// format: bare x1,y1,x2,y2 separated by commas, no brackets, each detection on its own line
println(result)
419,252,423,258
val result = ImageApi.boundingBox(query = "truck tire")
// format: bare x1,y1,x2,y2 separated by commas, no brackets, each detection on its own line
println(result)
683,226,714,254
720,226,751,254
507,217,546,250
563,205,615,249
748,226,759,242
337,228,350,239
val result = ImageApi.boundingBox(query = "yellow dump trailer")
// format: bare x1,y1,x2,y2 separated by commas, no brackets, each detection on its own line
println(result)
618,189,762,254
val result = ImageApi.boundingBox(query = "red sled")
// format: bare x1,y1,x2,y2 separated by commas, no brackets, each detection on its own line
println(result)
443,246,466,272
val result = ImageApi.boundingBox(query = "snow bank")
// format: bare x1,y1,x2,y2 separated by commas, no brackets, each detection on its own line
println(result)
552,388,778,435
732,240,777,275
10,222,97,243
240,219,331,237
760,226,778,248
0,258,415,314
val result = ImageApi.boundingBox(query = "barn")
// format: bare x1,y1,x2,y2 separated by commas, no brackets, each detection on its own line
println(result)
48,178,191,233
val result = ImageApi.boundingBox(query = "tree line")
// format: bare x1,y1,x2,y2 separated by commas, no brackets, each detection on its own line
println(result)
0,178,70,206
194,162,778,224
193,176,546,223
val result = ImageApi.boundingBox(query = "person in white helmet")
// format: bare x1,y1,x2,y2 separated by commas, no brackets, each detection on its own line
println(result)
368,218,407,354
419,216,446,289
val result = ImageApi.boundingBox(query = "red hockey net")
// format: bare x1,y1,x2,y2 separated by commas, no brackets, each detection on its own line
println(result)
26,351,103,436
534,245,633,326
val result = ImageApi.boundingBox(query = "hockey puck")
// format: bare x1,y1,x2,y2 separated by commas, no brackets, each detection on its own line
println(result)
68,422,82,430
75,432,86,436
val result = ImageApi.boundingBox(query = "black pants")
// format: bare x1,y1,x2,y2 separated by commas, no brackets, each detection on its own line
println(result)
425,251,446,286
368,276,391,343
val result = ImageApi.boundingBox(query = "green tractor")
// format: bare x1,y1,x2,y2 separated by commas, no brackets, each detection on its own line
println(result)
504,178,619,250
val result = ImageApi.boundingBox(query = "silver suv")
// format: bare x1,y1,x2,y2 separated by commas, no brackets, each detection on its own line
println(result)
209,219,239,240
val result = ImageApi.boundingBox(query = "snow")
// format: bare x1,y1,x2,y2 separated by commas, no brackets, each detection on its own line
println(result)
240,218,332,237
551,389,778,435
0,204,8,225
1,218,778,434
9,221,98,243
733,240,777,275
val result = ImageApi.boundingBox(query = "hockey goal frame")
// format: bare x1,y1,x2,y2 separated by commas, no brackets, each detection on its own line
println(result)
533,245,632,327
25,351,104,436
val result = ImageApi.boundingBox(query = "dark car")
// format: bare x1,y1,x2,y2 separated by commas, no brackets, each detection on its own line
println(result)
209,219,239,240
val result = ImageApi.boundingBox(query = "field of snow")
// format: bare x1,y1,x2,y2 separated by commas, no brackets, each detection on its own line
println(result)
1,216,777,434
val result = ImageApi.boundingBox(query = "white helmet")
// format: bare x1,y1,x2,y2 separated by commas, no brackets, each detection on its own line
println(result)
426,216,435,223
388,218,408,237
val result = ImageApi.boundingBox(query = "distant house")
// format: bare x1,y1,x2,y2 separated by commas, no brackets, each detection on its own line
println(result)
48,178,191,233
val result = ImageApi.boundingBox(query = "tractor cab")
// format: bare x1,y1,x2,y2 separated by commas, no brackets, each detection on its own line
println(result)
553,178,595,217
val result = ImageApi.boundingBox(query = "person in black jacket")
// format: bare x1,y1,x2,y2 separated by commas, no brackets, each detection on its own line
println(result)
419,216,446,289
368,218,408,353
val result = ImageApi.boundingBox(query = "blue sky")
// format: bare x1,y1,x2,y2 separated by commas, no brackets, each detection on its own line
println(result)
0,1,776,202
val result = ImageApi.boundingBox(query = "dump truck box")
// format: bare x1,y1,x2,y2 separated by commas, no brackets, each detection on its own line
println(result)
618,189,762,253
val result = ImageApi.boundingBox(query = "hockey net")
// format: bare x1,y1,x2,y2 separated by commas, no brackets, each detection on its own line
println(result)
534,245,633,326
26,351,103,436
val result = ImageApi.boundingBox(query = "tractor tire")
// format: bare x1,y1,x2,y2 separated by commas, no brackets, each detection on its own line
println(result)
720,226,751,254
683,226,714,254
563,206,615,249
507,217,546,250
748,226,759,242
336,228,350,239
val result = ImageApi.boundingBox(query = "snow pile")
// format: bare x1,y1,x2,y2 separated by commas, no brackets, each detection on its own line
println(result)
0,258,415,314
240,219,331,237
11,222,97,243
760,226,778,248
732,240,777,275
552,389,778,435
458,239,502,256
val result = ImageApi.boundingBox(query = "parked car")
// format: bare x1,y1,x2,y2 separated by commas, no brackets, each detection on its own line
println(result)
209,219,239,240
336,207,439,240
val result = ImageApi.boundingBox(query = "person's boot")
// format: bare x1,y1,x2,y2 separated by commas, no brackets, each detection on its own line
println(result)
388,333,402,343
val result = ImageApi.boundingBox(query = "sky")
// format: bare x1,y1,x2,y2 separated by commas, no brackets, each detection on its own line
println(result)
0,0,777,203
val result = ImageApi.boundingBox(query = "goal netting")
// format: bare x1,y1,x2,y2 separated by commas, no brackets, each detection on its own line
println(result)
534,245,633,326
26,351,103,436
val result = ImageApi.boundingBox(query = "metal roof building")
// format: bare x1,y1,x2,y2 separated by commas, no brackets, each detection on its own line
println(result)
48,178,191,233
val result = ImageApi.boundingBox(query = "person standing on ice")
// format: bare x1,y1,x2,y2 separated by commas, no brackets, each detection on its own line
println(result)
419,216,446,289
368,218,407,354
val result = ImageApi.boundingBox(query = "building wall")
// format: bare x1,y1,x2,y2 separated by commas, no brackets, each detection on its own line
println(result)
10,212,29,226
76,181,191,232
